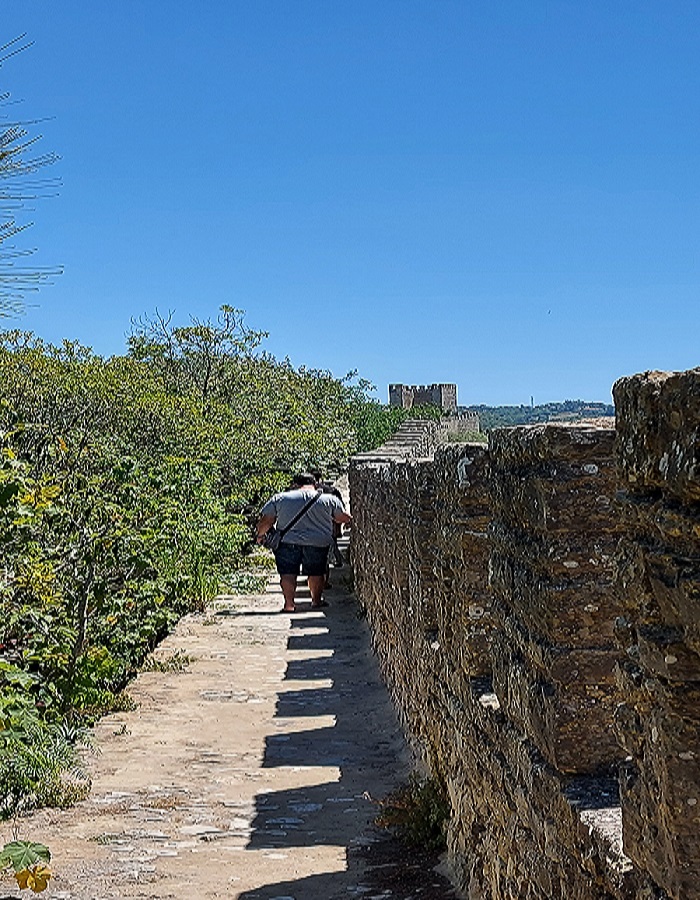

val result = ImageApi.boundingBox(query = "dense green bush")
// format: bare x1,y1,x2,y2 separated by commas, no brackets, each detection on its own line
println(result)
0,309,410,818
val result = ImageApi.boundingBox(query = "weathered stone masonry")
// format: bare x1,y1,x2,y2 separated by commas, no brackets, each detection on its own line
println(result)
349,369,700,900
489,423,623,776
613,371,700,900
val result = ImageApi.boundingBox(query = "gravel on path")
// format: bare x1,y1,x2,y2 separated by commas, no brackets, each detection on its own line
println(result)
3,572,458,899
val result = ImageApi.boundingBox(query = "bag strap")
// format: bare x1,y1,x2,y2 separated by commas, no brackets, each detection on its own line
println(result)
277,491,323,539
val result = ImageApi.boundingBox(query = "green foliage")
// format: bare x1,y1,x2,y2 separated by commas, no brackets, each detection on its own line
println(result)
0,308,413,818
445,429,487,443
0,719,90,819
468,399,615,431
375,774,450,852
227,571,270,594
0,839,52,894
350,400,407,452
0,840,50,871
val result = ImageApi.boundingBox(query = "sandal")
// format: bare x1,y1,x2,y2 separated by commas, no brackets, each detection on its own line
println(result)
311,599,329,609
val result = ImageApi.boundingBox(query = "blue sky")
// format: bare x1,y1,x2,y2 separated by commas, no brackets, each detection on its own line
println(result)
1,1,698,405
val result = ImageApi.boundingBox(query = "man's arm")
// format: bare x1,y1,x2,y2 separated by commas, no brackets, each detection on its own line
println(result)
333,510,352,526
256,513,277,544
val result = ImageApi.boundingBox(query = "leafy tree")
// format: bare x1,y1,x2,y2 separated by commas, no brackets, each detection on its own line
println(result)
128,305,266,408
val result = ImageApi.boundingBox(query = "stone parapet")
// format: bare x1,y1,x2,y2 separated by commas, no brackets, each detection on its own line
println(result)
613,370,700,900
347,391,700,897
431,444,493,686
614,368,700,502
442,682,659,900
489,422,624,774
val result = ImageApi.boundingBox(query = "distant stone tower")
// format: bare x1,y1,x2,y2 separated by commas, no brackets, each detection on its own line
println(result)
389,383,458,413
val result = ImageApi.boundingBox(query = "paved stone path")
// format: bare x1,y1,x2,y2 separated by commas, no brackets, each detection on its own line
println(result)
2,572,444,900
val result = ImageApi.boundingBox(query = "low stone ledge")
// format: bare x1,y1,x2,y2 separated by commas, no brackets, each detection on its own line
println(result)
440,680,663,899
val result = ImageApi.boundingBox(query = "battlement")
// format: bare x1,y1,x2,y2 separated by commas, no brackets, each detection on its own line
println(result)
351,366,700,900
388,382,458,412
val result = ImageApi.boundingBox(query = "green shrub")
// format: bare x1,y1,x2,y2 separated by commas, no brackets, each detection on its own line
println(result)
375,774,450,852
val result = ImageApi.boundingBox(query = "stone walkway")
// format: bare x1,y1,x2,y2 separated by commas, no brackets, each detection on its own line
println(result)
2,571,456,899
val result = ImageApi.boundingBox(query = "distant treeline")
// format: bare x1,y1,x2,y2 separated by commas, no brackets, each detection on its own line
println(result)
465,400,615,431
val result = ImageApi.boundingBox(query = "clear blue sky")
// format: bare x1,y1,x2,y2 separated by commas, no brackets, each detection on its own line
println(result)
2,1,698,405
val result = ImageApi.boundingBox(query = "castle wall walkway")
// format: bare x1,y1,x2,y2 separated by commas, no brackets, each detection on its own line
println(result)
10,571,456,899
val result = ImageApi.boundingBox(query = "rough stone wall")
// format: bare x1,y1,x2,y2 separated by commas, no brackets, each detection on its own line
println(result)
489,423,624,774
613,369,700,900
432,444,493,686
349,415,676,899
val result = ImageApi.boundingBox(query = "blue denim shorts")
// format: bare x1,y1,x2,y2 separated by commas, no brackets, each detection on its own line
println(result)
275,542,329,577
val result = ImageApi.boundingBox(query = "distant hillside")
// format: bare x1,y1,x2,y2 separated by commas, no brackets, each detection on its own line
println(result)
463,400,615,431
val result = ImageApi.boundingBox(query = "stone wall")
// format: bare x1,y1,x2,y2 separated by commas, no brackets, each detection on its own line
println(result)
612,369,700,900
349,374,700,899
489,423,623,774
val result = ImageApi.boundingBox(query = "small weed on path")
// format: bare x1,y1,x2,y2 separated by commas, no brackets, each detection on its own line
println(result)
375,774,450,853
141,650,192,673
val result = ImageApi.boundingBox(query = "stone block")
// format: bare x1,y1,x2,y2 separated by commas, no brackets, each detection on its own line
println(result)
489,422,617,532
432,443,494,678
489,546,622,646
614,368,700,503
616,495,700,659
617,672,700,900
489,423,621,652
443,686,662,899
491,608,622,774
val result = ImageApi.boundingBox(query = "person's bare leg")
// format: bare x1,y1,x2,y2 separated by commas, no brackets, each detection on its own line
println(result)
280,575,298,611
308,575,326,607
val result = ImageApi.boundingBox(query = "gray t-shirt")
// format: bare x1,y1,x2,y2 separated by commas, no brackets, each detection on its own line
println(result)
261,489,345,547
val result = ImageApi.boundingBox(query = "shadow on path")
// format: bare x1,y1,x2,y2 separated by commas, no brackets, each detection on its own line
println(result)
237,580,457,899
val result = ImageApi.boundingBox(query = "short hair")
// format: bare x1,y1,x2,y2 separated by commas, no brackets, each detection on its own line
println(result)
292,472,317,487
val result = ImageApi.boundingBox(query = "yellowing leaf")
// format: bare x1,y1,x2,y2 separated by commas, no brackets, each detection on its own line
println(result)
15,869,31,889
15,864,52,893
29,864,51,893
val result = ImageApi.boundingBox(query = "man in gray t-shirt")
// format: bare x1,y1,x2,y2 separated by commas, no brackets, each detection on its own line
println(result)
256,473,351,612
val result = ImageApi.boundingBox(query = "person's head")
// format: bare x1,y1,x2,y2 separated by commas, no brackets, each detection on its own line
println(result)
292,472,317,488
